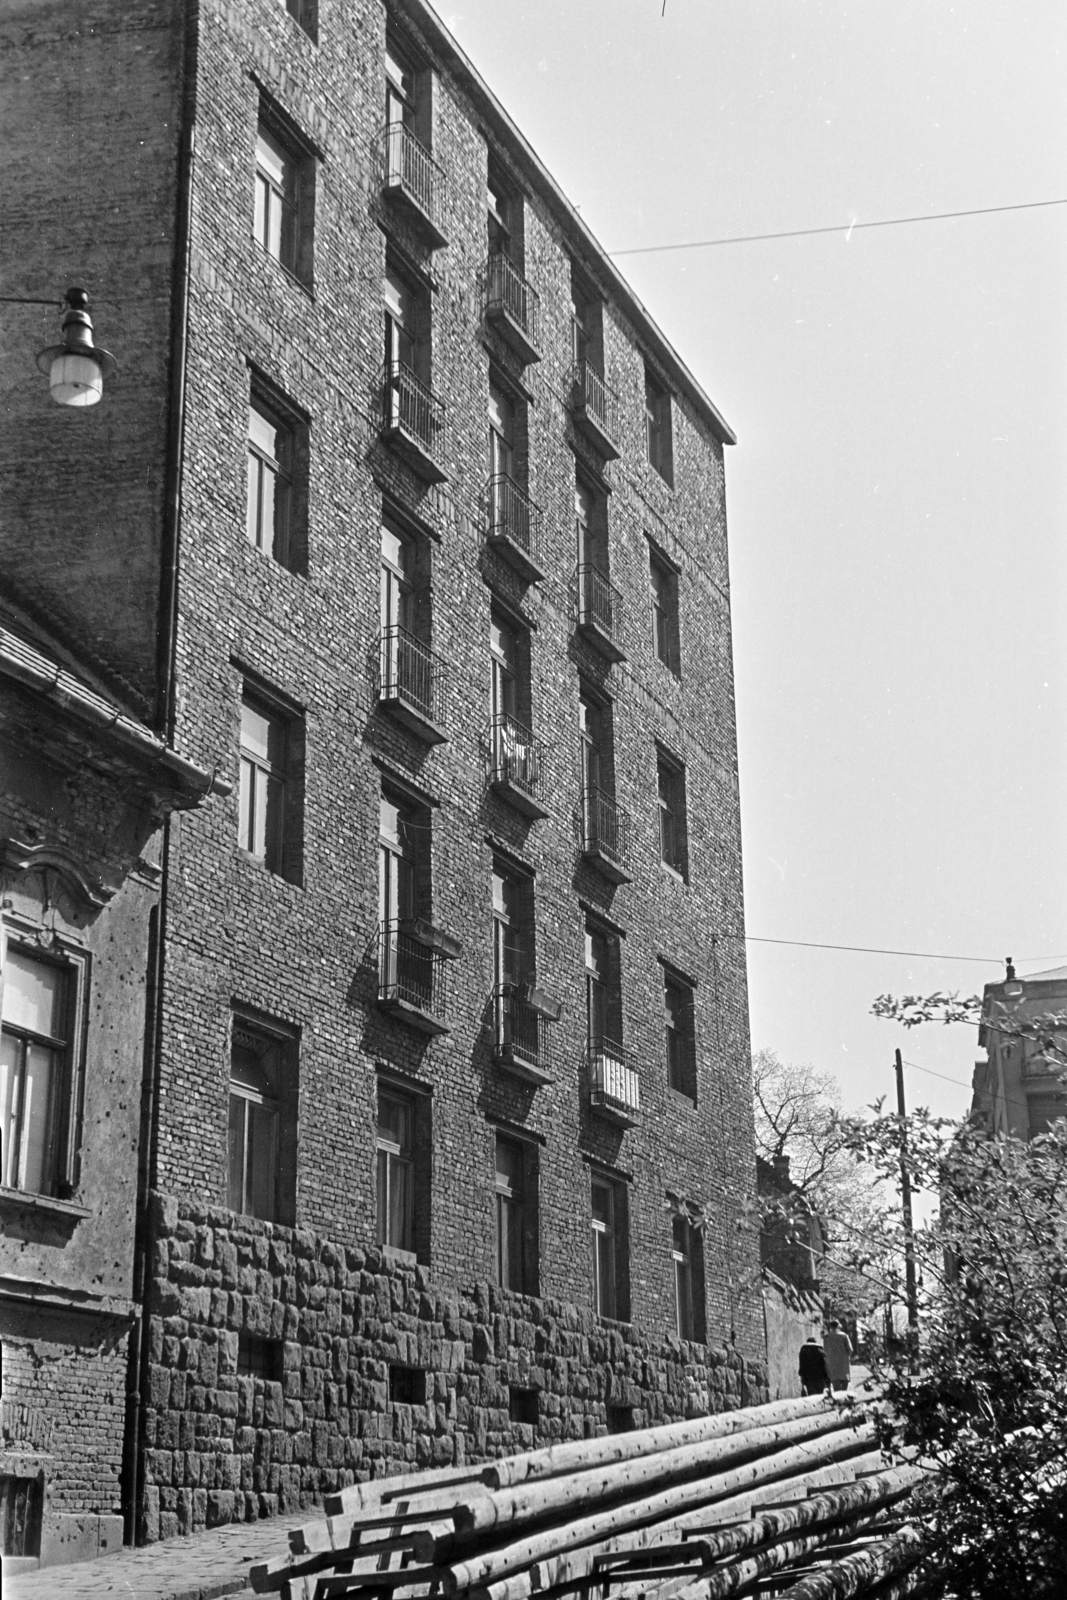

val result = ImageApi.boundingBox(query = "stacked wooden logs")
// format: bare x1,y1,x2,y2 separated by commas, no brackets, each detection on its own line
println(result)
250,1392,929,1600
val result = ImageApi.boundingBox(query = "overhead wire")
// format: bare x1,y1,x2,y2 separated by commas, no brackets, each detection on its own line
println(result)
610,194,1067,258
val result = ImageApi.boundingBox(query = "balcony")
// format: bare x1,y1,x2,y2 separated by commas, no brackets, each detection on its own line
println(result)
378,122,447,249
576,565,626,662
493,985,558,1085
373,627,447,744
485,251,541,366
580,785,632,885
380,362,447,483
488,714,550,820
378,921,452,1035
486,474,545,584
569,359,620,460
589,1039,641,1127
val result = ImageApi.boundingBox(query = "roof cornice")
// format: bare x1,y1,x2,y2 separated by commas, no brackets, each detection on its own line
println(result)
391,0,737,447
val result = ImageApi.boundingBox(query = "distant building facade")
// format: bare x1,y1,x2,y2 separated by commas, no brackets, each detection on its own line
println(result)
4,0,765,1559
971,964,1067,1140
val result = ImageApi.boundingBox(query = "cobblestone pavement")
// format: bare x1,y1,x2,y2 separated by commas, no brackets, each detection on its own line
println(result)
3,1508,314,1600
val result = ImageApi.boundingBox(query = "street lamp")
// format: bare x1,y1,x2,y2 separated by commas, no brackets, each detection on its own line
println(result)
35,288,117,407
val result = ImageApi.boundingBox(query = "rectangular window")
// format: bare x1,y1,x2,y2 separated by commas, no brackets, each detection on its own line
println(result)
664,971,697,1100
238,692,287,872
0,943,77,1197
570,269,602,372
0,1475,43,1559
237,1333,283,1381
492,864,546,1072
382,260,437,454
247,381,307,573
489,612,542,812
487,163,513,259
228,1015,296,1223
670,1215,705,1342
657,752,688,880
591,1175,629,1320
645,366,674,484
585,924,622,1057
495,1134,537,1293
650,549,680,675
281,0,317,42
254,112,313,284
376,1087,415,1253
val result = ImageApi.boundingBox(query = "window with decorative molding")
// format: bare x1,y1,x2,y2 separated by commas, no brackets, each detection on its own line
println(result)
0,935,86,1200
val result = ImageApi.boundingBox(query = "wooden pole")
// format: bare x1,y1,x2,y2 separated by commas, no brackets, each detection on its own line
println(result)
894,1050,920,1367
762,1523,923,1599
423,1423,877,1584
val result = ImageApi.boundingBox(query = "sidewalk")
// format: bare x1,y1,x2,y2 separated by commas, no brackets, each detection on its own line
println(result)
2,1508,313,1600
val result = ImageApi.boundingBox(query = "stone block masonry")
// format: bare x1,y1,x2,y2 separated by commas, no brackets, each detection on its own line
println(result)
140,1196,766,1540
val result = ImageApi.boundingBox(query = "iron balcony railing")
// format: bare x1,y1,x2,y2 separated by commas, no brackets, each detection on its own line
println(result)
486,250,541,355
581,783,630,874
379,920,449,1020
571,358,619,451
576,563,624,651
495,985,553,1075
376,626,443,727
589,1038,641,1119
487,474,544,569
379,121,443,237
380,361,444,460
489,714,547,809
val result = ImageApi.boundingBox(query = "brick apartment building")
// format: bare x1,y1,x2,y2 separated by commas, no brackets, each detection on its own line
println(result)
2,0,763,1562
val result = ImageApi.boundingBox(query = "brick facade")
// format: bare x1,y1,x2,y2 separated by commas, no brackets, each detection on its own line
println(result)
3,0,764,1559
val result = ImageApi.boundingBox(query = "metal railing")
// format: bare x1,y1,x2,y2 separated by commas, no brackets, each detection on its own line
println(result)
576,563,624,648
487,474,543,568
380,121,442,230
379,921,448,1019
571,358,618,447
495,986,552,1073
486,251,541,352
375,626,443,727
581,784,630,872
489,714,546,808
380,362,444,458
589,1039,641,1118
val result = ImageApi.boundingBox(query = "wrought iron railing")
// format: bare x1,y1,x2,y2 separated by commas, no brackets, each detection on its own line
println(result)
495,986,552,1073
576,563,624,648
581,784,630,872
489,714,546,808
379,121,442,230
380,362,444,458
486,251,541,352
487,474,543,568
589,1038,641,1118
379,921,448,1018
571,358,618,447
375,626,443,726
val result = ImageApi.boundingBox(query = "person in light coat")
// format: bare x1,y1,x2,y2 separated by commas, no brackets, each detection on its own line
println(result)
823,1318,853,1391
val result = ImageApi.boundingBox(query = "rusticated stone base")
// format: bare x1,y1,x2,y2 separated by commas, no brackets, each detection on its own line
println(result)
139,1193,767,1542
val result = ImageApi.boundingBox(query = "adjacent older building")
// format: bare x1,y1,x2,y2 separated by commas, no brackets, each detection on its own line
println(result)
971,964,1067,1140
3,0,764,1558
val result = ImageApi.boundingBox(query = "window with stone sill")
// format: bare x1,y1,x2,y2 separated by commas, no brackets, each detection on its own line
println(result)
649,547,681,676
0,933,87,1202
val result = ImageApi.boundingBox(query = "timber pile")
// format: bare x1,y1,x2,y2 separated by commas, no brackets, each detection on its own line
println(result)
250,1392,931,1600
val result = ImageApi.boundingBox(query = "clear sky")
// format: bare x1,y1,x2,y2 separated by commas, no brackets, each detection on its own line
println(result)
439,0,1067,1124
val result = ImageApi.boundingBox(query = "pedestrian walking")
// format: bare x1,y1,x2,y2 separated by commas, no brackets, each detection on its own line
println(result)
823,1318,853,1391
798,1335,828,1395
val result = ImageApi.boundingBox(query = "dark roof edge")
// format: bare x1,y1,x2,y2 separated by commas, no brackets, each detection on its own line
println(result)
396,0,737,448
0,628,231,801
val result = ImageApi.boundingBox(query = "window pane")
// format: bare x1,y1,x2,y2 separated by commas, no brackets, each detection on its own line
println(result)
247,453,264,547
227,1093,246,1211
378,1092,412,1152
249,405,279,459
595,1226,615,1317
388,1152,414,1250
3,951,64,1039
254,171,268,249
248,1098,279,1219
256,130,287,188
499,1194,523,1290
592,1180,613,1228
488,383,514,445
241,702,274,763
0,1035,53,1193
496,1137,523,1195
376,1147,390,1244
383,269,412,329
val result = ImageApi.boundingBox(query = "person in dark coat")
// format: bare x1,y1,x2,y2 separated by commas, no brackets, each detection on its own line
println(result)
798,1335,828,1395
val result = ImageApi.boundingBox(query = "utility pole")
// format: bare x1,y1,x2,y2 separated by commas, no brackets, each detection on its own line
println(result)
895,1048,920,1359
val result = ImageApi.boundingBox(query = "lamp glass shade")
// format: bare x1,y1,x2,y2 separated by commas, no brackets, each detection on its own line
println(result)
49,352,104,407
